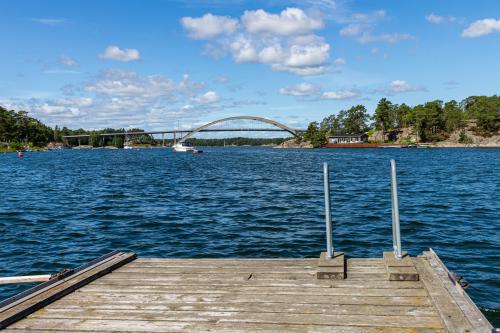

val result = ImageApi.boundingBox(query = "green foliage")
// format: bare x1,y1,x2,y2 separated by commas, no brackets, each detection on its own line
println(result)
458,130,473,144
112,136,124,148
304,122,327,148
443,100,464,133
312,105,371,146
373,98,394,131
0,106,54,145
342,105,370,134
463,95,500,135
88,132,101,147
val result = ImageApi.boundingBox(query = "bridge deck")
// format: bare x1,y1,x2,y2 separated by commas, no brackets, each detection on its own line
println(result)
2,253,490,332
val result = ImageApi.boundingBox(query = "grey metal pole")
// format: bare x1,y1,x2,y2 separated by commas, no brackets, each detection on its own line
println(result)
323,162,333,259
390,159,402,259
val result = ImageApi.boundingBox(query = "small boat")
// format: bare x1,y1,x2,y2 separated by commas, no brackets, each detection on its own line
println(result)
123,145,133,149
172,142,203,153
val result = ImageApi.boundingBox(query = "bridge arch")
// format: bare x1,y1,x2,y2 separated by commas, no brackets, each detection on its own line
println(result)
179,116,300,143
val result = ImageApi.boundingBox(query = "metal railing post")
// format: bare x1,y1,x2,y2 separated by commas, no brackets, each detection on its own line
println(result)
323,162,333,259
390,159,402,259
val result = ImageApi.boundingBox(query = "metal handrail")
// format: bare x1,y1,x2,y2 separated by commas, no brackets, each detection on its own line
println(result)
323,162,333,258
390,159,403,259
322,160,404,260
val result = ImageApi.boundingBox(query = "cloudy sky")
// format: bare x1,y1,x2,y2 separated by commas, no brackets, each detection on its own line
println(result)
1,0,499,131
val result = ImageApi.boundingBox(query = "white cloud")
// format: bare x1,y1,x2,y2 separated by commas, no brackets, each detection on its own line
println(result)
425,13,457,24
279,83,319,96
229,34,331,76
229,35,259,63
99,46,141,62
389,80,414,93
43,69,81,75
242,8,323,36
84,69,177,98
351,10,386,23
59,55,79,68
358,33,413,44
339,9,412,44
333,57,346,65
193,91,220,104
462,18,500,38
339,23,369,36
181,8,332,76
6,70,218,129
181,13,238,39
28,18,66,26
272,65,330,76
321,90,359,100
374,80,424,95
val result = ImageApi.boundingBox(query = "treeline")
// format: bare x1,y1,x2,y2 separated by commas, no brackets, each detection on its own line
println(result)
0,106,153,148
0,107,54,146
75,129,154,148
303,95,500,147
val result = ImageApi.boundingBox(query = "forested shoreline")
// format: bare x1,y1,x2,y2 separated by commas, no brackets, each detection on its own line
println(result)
1,94,499,151
302,95,500,147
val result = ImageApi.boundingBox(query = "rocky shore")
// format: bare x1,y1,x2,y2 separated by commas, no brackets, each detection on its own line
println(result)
274,140,313,149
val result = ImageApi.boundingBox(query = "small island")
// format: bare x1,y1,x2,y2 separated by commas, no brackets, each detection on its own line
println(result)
279,95,499,148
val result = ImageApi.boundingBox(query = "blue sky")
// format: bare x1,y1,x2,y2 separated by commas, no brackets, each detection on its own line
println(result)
1,0,499,131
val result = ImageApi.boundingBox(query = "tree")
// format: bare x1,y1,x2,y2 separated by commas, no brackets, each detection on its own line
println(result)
373,98,394,132
89,132,101,147
342,105,370,134
112,135,124,148
464,95,500,134
443,100,464,133
304,122,319,142
304,121,327,148
320,115,341,134
395,103,412,128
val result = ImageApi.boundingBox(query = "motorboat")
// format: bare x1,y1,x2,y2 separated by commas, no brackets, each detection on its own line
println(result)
172,142,202,153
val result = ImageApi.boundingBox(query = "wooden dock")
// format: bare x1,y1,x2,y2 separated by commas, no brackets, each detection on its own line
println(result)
0,250,492,332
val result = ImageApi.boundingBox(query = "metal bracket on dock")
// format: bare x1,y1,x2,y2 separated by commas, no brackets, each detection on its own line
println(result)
317,252,346,280
383,251,419,281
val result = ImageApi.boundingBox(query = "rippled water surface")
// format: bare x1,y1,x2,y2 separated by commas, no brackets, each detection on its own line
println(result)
1,148,499,325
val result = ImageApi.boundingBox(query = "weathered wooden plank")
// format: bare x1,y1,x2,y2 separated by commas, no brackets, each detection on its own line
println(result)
25,308,443,328
63,292,433,306
46,301,439,317
4,255,480,332
413,256,475,332
106,271,386,281
116,265,386,274
114,267,318,274
135,258,383,265
77,284,428,297
0,252,136,329
93,277,425,289
423,250,493,332
5,319,446,333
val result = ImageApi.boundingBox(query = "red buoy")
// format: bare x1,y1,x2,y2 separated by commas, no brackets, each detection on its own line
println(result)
18,151,23,158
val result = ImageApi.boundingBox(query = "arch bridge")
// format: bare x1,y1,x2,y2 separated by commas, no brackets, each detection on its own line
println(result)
178,116,301,143
62,116,304,143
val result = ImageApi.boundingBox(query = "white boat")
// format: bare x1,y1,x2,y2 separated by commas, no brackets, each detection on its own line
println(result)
123,145,133,149
172,142,202,153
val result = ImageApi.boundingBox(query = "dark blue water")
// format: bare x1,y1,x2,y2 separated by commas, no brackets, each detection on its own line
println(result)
1,148,499,325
